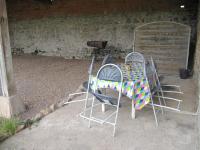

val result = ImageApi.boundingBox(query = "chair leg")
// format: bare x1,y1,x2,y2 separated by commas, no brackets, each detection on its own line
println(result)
113,107,120,137
102,89,106,112
112,93,121,137
151,98,158,127
88,96,95,128
160,89,167,106
83,79,91,116
102,104,106,112
154,69,166,107
156,92,164,115
132,99,136,119
83,90,90,116
177,101,181,110
113,125,116,137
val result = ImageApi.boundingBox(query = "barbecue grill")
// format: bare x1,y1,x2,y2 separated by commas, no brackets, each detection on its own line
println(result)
87,41,109,59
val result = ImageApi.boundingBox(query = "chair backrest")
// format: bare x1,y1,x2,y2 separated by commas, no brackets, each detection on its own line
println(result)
94,64,123,105
97,64,123,83
125,52,145,64
88,55,95,75
125,52,146,76
101,54,114,66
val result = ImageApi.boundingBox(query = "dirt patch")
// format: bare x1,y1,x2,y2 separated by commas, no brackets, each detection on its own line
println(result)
13,55,90,119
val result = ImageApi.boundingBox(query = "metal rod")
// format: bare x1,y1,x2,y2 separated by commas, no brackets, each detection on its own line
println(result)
69,92,87,97
151,103,180,112
162,85,180,88
64,98,93,105
154,95,182,102
79,113,115,126
160,90,183,94
102,111,117,124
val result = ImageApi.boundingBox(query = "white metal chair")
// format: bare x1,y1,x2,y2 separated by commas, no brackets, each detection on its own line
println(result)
87,64,123,136
148,57,183,111
125,52,159,126
65,54,118,128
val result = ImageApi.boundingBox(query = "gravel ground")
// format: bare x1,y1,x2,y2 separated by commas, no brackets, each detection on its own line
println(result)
13,54,91,119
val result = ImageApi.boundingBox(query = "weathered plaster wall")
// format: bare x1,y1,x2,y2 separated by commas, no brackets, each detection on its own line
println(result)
194,1,200,149
7,0,198,59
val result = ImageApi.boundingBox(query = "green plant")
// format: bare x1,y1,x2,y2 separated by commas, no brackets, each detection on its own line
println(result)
0,117,19,137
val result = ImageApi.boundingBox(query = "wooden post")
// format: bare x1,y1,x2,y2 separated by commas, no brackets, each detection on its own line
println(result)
0,25,9,96
0,0,15,95
0,0,24,117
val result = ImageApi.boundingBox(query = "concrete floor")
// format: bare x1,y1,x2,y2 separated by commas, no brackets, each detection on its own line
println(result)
0,95,198,150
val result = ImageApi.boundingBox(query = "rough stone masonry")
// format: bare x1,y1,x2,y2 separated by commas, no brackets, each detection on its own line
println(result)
6,0,198,59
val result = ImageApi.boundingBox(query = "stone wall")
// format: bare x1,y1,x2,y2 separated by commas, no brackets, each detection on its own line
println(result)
7,0,198,59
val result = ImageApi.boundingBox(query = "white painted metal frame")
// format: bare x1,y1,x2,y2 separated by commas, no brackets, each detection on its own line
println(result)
133,21,191,69
64,56,95,106
150,57,183,111
143,61,159,126
87,64,123,136
150,59,183,95
160,85,183,95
